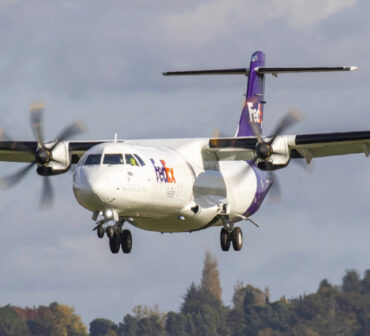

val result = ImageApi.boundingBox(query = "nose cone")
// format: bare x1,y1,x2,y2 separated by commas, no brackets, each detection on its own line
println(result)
73,166,117,210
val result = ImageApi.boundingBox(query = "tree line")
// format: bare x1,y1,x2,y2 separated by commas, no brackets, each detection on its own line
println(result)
1,252,370,335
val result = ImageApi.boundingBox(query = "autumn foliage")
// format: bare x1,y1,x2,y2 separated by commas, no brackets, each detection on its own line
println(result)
1,255,370,335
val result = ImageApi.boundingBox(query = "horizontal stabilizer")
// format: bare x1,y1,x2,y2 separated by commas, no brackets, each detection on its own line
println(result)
163,66,358,77
163,68,249,76
256,66,358,75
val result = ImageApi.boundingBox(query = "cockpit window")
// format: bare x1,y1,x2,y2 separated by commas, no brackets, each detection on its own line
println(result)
134,154,145,166
125,154,139,166
103,154,124,165
84,154,102,165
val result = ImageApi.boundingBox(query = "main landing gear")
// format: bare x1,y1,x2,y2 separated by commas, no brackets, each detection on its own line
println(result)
95,222,132,254
220,223,243,252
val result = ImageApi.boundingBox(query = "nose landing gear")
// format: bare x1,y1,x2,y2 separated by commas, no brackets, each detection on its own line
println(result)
93,212,133,255
108,226,133,254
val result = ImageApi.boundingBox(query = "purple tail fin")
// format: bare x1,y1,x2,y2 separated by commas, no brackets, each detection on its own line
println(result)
236,51,266,137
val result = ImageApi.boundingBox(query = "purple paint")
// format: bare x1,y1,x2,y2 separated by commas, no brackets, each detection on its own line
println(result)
237,51,266,137
150,158,168,183
244,164,272,217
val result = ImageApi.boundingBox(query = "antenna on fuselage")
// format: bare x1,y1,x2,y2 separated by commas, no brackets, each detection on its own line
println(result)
114,133,118,143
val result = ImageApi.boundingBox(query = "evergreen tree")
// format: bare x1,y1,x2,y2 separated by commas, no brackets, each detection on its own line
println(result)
342,270,361,293
361,269,370,293
201,251,222,300
118,315,138,336
90,318,118,336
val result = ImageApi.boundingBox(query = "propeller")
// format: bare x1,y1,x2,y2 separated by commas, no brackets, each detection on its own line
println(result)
0,103,86,209
249,108,304,201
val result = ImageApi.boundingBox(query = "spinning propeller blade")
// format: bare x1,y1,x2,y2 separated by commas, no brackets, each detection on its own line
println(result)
0,161,36,189
0,104,86,209
248,108,304,202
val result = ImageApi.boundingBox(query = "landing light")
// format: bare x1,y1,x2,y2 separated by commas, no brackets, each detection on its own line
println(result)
105,209,113,220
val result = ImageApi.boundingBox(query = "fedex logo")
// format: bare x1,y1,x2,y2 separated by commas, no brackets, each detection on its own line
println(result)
150,159,176,183
247,102,262,124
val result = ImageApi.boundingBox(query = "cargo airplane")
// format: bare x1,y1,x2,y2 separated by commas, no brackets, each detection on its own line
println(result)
0,51,368,254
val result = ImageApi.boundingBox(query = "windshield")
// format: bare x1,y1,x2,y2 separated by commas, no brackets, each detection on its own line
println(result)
84,154,102,165
103,154,124,165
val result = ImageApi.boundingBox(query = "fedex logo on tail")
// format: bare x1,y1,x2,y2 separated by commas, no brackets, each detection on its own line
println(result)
150,159,176,183
246,102,262,124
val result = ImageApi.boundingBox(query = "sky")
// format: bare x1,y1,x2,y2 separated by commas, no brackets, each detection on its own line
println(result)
0,0,370,326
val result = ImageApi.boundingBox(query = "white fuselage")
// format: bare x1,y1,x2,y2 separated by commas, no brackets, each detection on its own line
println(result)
72,139,260,232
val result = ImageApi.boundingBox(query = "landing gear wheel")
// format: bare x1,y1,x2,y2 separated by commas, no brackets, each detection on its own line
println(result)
121,230,132,254
220,228,231,251
109,232,121,254
232,227,243,251
97,225,104,238
106,225,114,239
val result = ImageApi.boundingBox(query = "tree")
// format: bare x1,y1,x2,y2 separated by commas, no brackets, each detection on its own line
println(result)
118,314,165,336
318,279,332,291
0,306,30,336
90,318,117,336
243,285,267,307
361,269,370,293
36,302,87,336
201,251,222,300
232,280,246,309
342,270,361,293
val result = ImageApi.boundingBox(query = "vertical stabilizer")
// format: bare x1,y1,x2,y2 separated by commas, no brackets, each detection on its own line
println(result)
236,51,266,137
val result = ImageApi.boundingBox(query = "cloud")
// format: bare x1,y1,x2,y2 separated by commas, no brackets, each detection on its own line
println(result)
163,0,358,48
269,0,358,27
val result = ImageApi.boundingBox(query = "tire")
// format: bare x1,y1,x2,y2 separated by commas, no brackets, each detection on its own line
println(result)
97,225,104,238
121,230,132,254
232,227,243,251
220,228,231,251
106,226,114,239
109,233,120,253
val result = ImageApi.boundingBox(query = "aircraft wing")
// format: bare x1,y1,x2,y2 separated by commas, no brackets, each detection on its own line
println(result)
290,131,370,162
0,140,106,163
208,130,370,162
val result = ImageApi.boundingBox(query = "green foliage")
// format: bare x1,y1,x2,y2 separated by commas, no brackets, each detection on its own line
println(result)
118,313,165,336
4,255,370,336
342,270,361,293
90,318,118,336
1,303,87,336
0,306,30,336
361,269,370,294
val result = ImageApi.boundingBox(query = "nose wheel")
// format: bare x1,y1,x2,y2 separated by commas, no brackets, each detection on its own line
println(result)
121,230,132,254
94,217,133,255
220,226,243,252
109,232,121,253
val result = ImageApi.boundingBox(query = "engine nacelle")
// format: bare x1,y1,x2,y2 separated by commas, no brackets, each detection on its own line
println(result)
37,141,72,176
258,136,290,170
